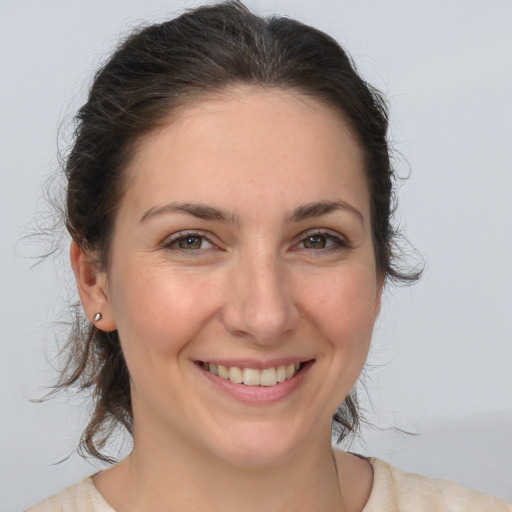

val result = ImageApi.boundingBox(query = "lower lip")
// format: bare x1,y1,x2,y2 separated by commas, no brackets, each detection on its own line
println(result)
196,361,314,405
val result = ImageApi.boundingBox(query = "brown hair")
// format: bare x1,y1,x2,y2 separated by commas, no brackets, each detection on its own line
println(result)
59,1,420,463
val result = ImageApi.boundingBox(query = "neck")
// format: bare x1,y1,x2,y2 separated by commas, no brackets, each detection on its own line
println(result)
96,427,347,512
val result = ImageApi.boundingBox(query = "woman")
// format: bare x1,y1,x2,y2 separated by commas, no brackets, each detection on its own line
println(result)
26,2,511,511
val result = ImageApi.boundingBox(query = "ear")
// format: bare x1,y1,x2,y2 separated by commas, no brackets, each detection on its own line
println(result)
70,241,117,332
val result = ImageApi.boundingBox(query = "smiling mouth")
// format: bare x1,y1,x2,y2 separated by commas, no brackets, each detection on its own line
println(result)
197,361,308,387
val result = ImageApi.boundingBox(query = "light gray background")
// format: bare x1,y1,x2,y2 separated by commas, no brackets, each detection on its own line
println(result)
1,1,511,509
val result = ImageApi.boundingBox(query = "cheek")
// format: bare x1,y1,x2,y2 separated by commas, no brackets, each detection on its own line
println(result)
109,262,224,358
301,264,378,354
293,264,379,417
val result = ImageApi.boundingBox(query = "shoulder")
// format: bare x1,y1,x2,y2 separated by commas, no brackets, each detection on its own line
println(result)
25,476,116,512
364,458,512,512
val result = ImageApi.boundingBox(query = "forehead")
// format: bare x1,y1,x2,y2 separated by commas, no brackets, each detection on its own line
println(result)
120,86,368,221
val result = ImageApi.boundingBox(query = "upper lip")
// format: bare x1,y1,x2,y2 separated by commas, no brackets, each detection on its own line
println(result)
195,358,313,370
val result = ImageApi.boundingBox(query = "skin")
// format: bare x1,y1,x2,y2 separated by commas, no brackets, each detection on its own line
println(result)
72,86,382,512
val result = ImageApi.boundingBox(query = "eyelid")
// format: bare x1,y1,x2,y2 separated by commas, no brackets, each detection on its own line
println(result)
292,228,350,251
161,230,217,250
160,228,349,252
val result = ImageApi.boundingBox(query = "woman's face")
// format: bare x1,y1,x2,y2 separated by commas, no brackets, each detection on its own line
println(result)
104,87,382,466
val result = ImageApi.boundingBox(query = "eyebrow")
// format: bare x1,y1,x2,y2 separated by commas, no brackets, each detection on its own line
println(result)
139,199,363,225
284,200,364,225
139,202,238,224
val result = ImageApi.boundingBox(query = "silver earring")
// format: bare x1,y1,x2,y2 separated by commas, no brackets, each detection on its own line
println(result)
93,312,103,322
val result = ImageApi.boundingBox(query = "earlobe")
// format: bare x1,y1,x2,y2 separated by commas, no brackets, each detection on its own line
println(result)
70,241,117,332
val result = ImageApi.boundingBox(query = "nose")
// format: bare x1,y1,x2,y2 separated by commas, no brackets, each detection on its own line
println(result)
221,251,300,344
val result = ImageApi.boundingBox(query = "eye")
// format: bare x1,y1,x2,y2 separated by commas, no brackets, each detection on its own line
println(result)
295,231,348,251
163,231,215,251
301,234,331,249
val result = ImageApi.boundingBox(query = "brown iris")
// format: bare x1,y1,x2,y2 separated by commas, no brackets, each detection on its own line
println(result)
178,236,203,249
303,235,327,249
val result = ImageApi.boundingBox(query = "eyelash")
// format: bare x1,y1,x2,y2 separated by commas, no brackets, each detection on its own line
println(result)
293,230,350,253
162,230,216,251
162,229,349,254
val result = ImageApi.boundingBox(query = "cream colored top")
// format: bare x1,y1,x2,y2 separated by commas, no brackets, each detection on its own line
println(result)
27,458,512,511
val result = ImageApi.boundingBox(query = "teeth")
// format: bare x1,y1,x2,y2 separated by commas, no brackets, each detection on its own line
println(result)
203,362,303,386
242,368,260,386
276,365,287,383
228,366,243,384
218,365,229,379
260,368,277,386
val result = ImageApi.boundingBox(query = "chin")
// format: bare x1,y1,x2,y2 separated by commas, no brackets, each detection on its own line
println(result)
206,421,315,469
